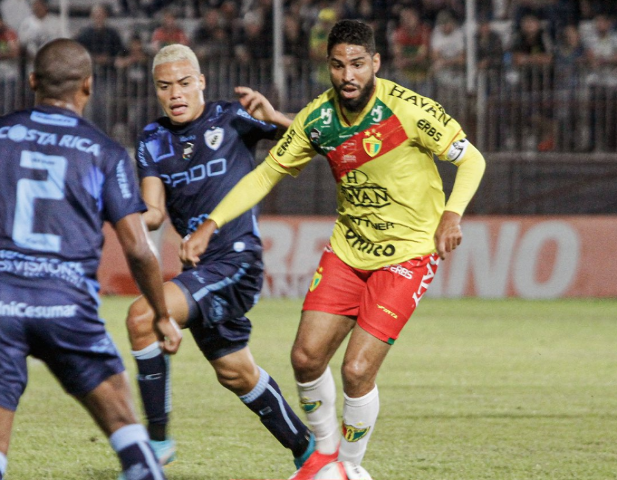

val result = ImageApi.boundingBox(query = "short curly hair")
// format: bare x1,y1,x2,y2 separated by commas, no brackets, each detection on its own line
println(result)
327,20,376,57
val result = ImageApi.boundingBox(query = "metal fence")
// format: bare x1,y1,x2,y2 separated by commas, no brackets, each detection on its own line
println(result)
2,58,617,215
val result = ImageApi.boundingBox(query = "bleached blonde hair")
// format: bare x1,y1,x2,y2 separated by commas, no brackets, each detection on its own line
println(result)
152,44,200,75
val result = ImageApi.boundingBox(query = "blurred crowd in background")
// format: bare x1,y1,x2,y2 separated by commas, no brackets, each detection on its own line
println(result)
0,0,616,153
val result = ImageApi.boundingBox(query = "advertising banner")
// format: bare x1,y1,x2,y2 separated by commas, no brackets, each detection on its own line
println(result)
99,216,617,299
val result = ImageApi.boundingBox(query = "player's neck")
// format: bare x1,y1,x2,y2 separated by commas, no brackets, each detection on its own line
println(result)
38,98,82,116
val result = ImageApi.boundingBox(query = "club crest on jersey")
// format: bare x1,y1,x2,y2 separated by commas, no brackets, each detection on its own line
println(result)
342,423,370,442
204,127,224,151
309,267,323,292
300,397,322,413
363,130,382,157
182,141,194,160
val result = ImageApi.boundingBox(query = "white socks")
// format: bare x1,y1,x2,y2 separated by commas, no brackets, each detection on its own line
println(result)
339,385,379,465
296,366,339,454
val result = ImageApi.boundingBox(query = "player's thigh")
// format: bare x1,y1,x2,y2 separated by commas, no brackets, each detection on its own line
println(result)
359,253,439,344
78,371,137,437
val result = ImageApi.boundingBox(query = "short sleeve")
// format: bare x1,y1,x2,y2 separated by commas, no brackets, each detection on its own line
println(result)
266,107,316,177
232,102,278,143
101,147,147,224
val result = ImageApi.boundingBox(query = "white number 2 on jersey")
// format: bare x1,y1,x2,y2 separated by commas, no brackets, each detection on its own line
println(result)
12,150,67,253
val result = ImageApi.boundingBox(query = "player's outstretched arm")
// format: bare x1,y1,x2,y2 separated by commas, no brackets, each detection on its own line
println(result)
235,86,292,129
180,161,286,267
115,213,182,354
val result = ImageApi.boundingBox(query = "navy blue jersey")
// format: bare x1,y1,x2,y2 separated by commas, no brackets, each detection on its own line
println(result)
136,100,277,261
0,106,146,302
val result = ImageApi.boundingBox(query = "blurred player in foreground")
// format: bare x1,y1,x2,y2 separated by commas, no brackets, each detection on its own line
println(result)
124,44,314,475
0,38,182,480
181,19,486,479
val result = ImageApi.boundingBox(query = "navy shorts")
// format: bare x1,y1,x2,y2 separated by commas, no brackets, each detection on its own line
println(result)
0,283,125,411
173,249,263,361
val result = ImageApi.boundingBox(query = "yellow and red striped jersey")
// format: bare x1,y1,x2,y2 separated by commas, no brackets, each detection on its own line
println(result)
267,77,469,269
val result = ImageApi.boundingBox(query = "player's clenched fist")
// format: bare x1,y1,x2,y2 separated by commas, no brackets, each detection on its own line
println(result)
180,219,218,267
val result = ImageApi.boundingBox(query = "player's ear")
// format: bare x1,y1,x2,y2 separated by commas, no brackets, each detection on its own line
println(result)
372,52,381,74
28,72,38,92
83,76,93,96
199,73,206,90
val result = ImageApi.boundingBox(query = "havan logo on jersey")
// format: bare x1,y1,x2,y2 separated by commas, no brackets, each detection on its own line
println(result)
204,127,224,151
341,170,390,208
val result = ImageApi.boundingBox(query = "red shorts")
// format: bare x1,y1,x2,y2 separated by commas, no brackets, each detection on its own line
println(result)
303,246,440,344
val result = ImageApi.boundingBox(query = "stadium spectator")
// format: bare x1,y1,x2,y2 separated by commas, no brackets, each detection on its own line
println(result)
476,13,504,71
553,24,590,151
422,0,465,26
149,8,190,53
582,12,617,151
0,0,31,32
234,10,272,63
114,33,150,141
18,0,66,68
192,8,232,61
75,3,125,132
123,44,317,475
181,19,486,480
0,38,181,480
390,6,432,93
75,4,125,73
309,7,338,90
583,13,617,87
0,13,20,113
508,12,554,150
429,9,466,88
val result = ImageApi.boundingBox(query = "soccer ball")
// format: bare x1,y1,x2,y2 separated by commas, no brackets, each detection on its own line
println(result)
314,461,373,480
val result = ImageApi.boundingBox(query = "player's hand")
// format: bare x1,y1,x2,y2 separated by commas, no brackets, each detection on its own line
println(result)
179,219,217,267
235,86,277,123
154,315,182,354
434,210,462,260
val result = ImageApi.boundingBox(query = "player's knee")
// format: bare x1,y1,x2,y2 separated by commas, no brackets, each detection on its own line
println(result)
125,298,155,340
215,365,256,394
291,346,325,378
341,358,371,389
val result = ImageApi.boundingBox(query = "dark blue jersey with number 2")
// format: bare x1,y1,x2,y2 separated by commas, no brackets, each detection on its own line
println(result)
135,100,277,262
0,105,146,301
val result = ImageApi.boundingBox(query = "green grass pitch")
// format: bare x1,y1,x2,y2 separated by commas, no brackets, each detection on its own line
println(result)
7,296,617,479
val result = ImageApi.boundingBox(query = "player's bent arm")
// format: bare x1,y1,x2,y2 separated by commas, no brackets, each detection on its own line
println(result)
435,143,486,260
140,176,167,231
444,142,486,216
234,86,293,132
115,213,182,354
180,161,286,267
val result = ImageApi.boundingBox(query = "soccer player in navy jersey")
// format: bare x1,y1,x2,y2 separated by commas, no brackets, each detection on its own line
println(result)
0,39,182,480
124,43,314,474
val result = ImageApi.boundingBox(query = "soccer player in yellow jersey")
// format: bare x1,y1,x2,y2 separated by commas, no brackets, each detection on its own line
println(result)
181,19,486,479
